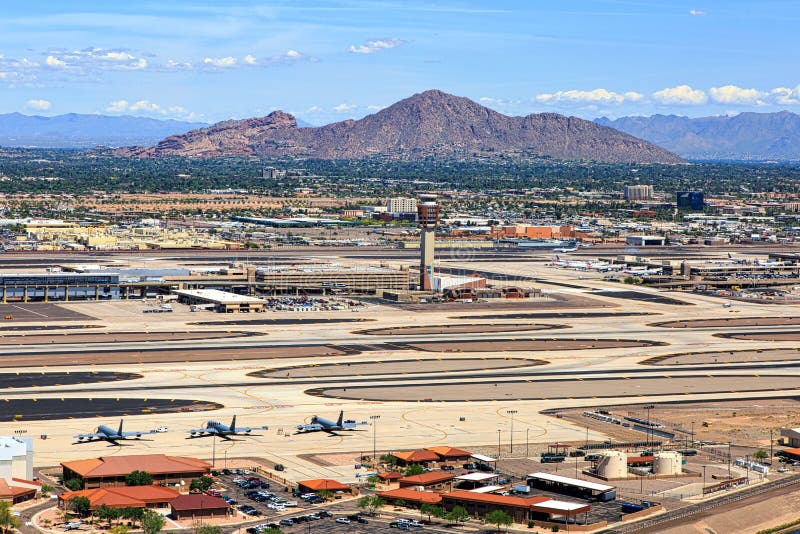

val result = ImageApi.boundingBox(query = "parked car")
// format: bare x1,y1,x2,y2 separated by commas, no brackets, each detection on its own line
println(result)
335,518,351,524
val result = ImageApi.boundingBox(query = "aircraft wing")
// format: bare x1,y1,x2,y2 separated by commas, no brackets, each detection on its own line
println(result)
120,430,154,438
74,433,106,441
187,427,214,436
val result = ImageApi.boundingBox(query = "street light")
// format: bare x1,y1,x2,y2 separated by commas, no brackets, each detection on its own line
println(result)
526,428,530,458
497,430,501,458
370,415,380,466
506,410,518,454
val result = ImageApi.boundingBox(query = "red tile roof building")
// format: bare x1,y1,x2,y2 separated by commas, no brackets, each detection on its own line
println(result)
61,454,211,489
391,450,440,465
58,486,181,510
379,488,443,505
170,494,231,520
296,479,354,494
398,471,454,492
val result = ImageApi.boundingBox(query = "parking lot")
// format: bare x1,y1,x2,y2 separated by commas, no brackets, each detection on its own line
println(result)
210,469,485,533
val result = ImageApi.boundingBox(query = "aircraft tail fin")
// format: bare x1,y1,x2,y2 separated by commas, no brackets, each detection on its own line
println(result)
230,415,236,432
118,419,124,435
337,410,344,427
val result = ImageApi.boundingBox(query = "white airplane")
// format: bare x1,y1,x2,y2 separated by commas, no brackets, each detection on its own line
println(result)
550,256,589,269
754,258,786,268
727,253,748,265
296,411,368,435
593,263,626,272
187,415,268,440
553,245,579,253
624,267,663,276
74,419,155,445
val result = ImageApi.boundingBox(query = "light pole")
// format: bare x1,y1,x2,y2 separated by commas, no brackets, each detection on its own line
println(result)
526,428,530,458
702,465,707,488
497,430,501,458
370,415,380,466
507,410,518,454
644,405,655,446
691,421,695,449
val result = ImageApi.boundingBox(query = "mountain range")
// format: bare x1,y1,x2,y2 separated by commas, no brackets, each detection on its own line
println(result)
0,113,208,148
117,90,682,164
595,111,800,161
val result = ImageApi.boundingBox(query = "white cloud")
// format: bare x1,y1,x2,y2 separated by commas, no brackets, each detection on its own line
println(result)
106,100,130,113
165,59,193,70
26,99,51,111
104,99,200,120
286,50,301,59
44,55,66,68
128,100,161,112
652,85,708,105
689,9,706,16
103,51,134,61
305,106,322,113
348,38,407,54
535,88,644,105
366,104,385,111
770,86,800,105
709,85,766,105
243,54,257,65
333,103,357,112
203,56,237,68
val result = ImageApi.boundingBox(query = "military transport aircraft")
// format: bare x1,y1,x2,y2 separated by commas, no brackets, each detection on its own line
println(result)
296,411,368,435
74,419,155,445
187,415,268,440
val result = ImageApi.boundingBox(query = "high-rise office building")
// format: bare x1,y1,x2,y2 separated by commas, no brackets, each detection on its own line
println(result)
676,191,704,211
624,185,654,201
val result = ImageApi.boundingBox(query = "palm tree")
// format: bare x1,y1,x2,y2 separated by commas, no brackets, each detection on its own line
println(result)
0,501,19,534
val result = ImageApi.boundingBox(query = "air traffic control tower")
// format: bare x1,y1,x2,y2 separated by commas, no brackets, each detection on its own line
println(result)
417,194,440,291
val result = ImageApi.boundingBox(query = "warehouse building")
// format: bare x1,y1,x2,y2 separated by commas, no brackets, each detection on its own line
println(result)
172,289,266,313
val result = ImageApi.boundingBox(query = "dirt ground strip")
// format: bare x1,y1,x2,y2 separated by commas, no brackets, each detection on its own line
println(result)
643,348,800,366
716,331,800,341
309,374,800,402
250,357,548,379
0,344,348,368
653,316,800,328
407,337,664,352
353,323,567,335
0,330,264,344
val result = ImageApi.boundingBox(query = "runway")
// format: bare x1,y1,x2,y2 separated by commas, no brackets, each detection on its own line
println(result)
307,374,800,402
0,398,222,422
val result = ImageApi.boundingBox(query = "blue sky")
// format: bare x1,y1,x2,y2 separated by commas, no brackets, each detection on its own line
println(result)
2,0,799,124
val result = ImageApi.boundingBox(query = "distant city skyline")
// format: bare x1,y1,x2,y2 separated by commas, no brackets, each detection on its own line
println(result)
2,0,798,124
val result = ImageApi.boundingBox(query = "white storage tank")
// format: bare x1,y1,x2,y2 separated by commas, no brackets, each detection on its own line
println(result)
596,450,627,479
653,451,682,475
